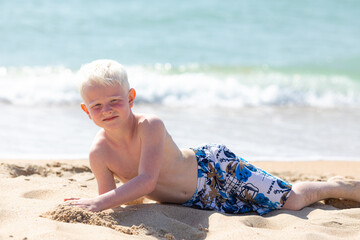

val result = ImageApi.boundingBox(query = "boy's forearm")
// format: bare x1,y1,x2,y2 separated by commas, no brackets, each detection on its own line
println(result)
95,174,155,211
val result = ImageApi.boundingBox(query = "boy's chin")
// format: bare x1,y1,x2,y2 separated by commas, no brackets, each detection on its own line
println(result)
98,122,122,130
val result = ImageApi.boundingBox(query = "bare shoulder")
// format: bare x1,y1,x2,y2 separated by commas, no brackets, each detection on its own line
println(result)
136,113,164,125
136,114,166,134
88,130,111,166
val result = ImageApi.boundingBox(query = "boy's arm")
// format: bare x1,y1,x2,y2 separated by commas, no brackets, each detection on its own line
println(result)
64,146,116,205
89,149,116,195
66,117,165,211
95,117,165,210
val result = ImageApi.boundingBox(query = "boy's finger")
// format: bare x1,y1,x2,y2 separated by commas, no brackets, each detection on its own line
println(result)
64,197,80,201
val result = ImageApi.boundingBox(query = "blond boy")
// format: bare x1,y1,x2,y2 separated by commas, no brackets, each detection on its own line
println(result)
65,59,360,215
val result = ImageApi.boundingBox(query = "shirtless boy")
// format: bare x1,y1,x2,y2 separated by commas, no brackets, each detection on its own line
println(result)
65,59,360,215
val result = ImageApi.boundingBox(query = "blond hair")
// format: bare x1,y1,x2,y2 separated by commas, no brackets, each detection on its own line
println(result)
78,59,129,98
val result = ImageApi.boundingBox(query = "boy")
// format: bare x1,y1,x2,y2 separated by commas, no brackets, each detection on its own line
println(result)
65,59,360,215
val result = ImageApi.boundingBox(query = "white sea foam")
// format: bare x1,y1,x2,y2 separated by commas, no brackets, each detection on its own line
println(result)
0,66,79,105
0,65,359,108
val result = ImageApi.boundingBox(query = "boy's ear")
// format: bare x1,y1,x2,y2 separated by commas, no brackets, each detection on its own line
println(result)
81,103,92,119
128,88,136,108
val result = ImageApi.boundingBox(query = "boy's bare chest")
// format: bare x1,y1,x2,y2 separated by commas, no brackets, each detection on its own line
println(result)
106,144,141,181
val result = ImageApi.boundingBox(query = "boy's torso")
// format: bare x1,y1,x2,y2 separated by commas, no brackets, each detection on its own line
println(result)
94,115,198,204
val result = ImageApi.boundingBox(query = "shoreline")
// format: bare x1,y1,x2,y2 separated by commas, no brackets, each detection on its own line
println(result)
1,159,359,239
2,158,360,176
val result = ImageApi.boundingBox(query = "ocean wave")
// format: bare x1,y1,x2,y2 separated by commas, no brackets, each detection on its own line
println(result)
0,65,359,108
0,66,80,106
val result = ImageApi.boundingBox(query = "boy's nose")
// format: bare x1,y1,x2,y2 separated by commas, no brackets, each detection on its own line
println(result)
102,105,113,115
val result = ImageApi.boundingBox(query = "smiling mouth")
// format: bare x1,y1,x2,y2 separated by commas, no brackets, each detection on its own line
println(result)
103,116,118,121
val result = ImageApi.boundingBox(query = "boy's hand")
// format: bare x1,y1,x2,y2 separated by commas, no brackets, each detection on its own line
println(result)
64,197,102,212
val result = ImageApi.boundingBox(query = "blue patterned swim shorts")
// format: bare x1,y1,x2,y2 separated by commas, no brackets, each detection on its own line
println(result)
183,144,292,215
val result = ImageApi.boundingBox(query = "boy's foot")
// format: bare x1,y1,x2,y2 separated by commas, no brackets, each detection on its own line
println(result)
324,176,360,208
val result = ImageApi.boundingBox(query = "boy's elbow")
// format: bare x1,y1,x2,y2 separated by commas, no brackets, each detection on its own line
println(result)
142,175,157,194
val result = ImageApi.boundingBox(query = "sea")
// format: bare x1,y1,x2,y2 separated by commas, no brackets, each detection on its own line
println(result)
1,0,359,161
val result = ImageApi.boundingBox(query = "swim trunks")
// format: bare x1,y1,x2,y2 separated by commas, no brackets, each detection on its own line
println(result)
183,144,292,215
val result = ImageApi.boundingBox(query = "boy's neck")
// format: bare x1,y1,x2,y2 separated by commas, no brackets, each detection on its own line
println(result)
103,111,137,145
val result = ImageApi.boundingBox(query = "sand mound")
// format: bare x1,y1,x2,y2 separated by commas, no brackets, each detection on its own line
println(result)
40,205,151,236
41,204,208,240
0,163,50,177
0,162,91,178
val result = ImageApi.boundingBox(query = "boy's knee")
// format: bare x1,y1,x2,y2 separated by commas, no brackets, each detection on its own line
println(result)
282,190,305,211
282,183,322,211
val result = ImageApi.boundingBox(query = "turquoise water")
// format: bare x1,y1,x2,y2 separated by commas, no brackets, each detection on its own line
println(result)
1,1,360,74
0,0,359,159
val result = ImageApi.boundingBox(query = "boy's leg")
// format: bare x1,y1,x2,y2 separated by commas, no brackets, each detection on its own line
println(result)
282,178,360,211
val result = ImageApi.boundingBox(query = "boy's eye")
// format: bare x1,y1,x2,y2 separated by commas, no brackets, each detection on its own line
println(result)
92,104,101,109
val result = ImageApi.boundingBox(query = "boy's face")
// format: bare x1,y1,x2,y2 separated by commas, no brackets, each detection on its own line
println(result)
81,83,136,130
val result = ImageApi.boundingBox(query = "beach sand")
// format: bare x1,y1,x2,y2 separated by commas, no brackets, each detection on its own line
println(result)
0,159,359,240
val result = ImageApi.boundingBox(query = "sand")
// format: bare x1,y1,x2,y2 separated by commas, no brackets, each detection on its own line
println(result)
0,159,359,240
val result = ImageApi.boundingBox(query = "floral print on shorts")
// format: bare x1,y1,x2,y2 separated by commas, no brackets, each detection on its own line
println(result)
183,144,292,215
